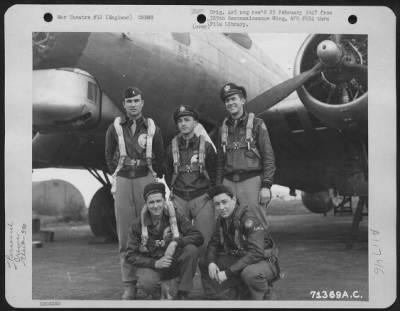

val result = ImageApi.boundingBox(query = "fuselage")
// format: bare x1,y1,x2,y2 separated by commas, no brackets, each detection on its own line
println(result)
33,32,367,196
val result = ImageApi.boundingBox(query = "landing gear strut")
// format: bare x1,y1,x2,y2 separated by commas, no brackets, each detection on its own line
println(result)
87,168,117,241
347,196,368,249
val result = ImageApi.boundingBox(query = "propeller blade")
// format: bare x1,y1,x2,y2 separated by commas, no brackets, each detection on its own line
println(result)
342,62,367,76
342,63,368,85
249,62,322,112
332,34,342,44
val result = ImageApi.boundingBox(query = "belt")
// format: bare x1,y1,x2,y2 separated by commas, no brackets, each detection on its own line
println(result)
123,158,144,166
173,188,207,201
118,166,149,179
224,171,261,182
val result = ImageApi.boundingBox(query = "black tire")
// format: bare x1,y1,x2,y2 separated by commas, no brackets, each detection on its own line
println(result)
88,185,118,241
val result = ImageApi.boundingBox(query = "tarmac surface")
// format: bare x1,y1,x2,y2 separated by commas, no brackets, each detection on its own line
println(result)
32,199,368,301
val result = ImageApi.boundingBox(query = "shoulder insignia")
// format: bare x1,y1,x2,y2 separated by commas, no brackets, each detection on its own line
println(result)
138,133,147,149
244,218,254,229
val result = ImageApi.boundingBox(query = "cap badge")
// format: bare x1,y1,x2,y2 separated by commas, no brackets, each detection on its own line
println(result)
180,106,186,112
224,85,231,92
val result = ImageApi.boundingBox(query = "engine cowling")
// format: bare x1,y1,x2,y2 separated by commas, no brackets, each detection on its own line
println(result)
294,34,368,131
33,68,115,132
301,190,334,214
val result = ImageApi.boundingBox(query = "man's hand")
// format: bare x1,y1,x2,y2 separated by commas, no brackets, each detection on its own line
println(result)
208,262,220,281
155,256,173,269
164,241,177,257
217,271,227,284
259,187,272,206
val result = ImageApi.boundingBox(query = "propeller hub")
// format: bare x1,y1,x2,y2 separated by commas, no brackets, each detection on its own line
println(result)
317,40,343,66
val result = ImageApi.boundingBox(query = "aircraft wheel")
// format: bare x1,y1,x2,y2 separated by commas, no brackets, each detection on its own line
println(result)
88,185,118,241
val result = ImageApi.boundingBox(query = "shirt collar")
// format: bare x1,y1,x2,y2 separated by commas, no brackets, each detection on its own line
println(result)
226,110,248,126
120,115,146,128
178,134,198,148
223,204,239,228
142,207,169,226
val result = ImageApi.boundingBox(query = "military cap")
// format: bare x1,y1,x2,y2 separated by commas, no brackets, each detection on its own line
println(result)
124,86,142,99
173,105,199,123
207,184,234,199
143,182,166,200
220,83,247,101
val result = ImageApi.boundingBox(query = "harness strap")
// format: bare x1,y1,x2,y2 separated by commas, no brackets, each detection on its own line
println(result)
113,117,127,178
140,204,149,250
141,201,179,248
172,136,180,175
198,135,209,179
245,113,255,150
145,118,157,179
221,118,229,154
165,201,180,240
171,134,209,190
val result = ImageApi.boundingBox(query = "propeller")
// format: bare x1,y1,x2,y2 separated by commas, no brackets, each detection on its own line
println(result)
331,34,342,45
248,62,322,112
249,36,367,114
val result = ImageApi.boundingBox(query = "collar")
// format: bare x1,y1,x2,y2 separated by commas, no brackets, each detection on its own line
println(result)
120,115,147,128
177,134,198,148
142,207,169,226
222,203,240,228
226,111,248,126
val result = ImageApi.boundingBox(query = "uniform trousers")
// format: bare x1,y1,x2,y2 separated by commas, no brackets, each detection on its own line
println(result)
115,172,155,283
173,193,215,256
223,175,261,208
199,254,275,300
136,244,199,298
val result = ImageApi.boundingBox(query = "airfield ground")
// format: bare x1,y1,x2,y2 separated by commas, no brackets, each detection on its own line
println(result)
32,197,368,301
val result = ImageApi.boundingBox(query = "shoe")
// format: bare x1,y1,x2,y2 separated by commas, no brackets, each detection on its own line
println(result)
175,290,189,300
121,283,137,300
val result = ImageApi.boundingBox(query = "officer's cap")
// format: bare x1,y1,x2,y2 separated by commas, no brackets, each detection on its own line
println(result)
173,105,199,123
220,83,247,101
124,86,142,99
207,184,234,199
143,182,166,200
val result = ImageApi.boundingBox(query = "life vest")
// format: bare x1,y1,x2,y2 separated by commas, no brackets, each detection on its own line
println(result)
221,112,261,159
111,116,157,185
170,134,209,192
140,200,180,252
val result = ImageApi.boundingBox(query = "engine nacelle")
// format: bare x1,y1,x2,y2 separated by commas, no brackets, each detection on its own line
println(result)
294,34,368,132
301,191,334,214
33,68,115,132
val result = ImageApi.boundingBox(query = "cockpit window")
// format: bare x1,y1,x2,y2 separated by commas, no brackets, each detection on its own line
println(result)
172,33,191,46
87,81,98,103
223,33,252,49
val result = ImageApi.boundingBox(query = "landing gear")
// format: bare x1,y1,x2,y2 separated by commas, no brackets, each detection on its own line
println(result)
88,185,117,241
334,196,353,215
347,196,368,249
86,168,118,242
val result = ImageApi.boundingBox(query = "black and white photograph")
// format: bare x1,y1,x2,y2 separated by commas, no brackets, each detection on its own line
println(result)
5,5,396,308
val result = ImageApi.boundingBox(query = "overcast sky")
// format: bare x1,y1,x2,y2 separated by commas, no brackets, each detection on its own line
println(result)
32,33,309,205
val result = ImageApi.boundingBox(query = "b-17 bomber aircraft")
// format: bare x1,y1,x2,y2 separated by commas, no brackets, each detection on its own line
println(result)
32,32,368,245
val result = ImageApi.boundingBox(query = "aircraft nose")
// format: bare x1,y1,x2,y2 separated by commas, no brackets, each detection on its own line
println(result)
33,32,90,69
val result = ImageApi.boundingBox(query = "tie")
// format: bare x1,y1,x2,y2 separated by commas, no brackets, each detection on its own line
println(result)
130,120,136,136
